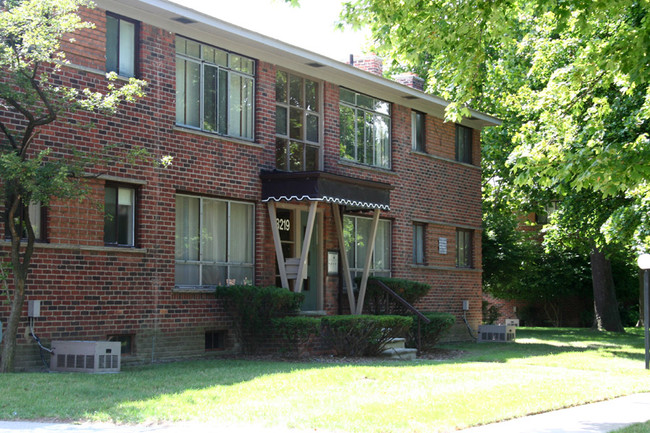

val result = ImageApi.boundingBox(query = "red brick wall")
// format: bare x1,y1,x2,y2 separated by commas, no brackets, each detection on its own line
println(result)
0,5,484,369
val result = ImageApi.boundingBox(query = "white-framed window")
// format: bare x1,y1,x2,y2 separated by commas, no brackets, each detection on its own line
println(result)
275,70,321,171
175,36,255,140
411,111,425,152
104,184,136,247
175,195,254,288
456,124,473,164
339,88,391,169
106,13,137,77
413,223,425,265
344,215,391,277
456,229,473,268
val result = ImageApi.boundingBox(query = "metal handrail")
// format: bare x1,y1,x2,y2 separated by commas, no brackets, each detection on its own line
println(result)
367,278,431,353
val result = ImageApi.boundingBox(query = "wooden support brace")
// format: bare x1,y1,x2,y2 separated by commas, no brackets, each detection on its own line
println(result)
355,208,380,315
267,201,289,290
294,201,317,293
332,203,356,314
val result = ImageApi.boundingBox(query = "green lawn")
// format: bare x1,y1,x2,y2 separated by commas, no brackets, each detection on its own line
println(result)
1,327,649,433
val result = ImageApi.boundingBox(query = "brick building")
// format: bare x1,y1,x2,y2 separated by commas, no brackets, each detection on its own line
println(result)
0,0,499,369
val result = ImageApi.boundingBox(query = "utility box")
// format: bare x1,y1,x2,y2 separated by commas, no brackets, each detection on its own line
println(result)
50,341,121,373
478,325,516,342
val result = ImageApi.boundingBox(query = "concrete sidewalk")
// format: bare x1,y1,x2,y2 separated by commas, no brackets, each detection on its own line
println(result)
0,393,649,433
460,393,650,433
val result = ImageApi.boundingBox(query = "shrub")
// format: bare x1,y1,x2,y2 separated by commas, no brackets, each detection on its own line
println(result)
358,277,431,315
321,315,413,357
271,316,322,358
408,312,455,352
216,285,304,353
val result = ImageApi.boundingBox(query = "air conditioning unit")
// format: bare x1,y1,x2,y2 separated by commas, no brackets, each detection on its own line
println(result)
50,341,121,373
478,325,516,343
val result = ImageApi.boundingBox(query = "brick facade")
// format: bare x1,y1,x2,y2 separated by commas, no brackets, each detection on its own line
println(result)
0,1,496,369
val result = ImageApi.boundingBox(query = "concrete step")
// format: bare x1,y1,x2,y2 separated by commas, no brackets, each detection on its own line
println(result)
383,337,406,350
379,347,418,361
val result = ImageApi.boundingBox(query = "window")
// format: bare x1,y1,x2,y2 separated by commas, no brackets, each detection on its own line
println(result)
456,124,472,164
106,13,137,77
4,199,45,241
413,223,425,265
344,215,391,278
412,111,425,152
175,36,255,140
275,70,320,171
339,88,391,169
456,229,473,268
175,195,254,288
205,330,226,351
104,185,136,246
107,334,133,355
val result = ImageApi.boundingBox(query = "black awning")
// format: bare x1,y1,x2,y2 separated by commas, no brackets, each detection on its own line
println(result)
260,170,392,210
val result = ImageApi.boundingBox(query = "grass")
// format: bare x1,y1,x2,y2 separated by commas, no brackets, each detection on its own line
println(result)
616,421,650,433
0,327,649,432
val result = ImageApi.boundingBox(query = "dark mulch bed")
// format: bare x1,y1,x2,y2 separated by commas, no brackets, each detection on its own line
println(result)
217,348,468,364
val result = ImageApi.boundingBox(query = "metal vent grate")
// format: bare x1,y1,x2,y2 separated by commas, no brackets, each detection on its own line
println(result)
51,341,121,373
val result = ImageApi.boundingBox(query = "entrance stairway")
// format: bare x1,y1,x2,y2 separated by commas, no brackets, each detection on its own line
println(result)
379,337,417,360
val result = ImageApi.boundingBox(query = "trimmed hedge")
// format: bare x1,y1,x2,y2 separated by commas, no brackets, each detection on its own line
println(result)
408,312,456,351
216,285,304,353
358,276,431,315
271,316,321,357
321,315,413,357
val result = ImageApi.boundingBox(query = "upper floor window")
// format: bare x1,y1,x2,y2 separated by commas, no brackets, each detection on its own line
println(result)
175,36,255,140
413,223,425,265
456,124,473,164
104,184,136,247
4,199,45,241
175,195,254,288
344,215,391,278
275,70,320,171
456,229,473,268
106,13,137,77
411,111,425,152
340,88,391,169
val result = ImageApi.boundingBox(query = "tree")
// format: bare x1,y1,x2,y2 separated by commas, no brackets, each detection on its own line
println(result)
0,0,146,372
340,0,650,331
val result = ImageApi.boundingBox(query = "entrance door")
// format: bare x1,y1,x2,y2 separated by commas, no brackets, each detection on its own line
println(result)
300,210,321,311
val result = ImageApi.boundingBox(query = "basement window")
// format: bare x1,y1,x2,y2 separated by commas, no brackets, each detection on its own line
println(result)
205,330,226,351
108,334,134,355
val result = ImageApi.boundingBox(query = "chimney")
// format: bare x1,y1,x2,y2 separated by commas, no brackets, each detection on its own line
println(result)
349,53,383,76
394,72,425,91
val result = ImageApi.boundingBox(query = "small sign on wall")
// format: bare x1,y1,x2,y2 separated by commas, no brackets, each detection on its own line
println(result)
439,237,448,255
328,250,339,275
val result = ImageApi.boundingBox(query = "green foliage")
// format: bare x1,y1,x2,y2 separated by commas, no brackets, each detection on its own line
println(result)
408,311,455,351
320,315,412,356
271,316,321,358
359,276,430,315
216,285,304,353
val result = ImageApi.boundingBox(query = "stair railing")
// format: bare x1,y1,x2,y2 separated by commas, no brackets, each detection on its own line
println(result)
367,278,431,353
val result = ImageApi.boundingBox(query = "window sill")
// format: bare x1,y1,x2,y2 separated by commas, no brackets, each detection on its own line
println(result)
410,150,480,170
173,125,263,149
173,286,217,294
338,159,397,176
0,240,147,254
410,264,482,273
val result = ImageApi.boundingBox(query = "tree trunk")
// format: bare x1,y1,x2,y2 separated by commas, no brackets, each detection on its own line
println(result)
0,277,26,373
590,247,625,333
